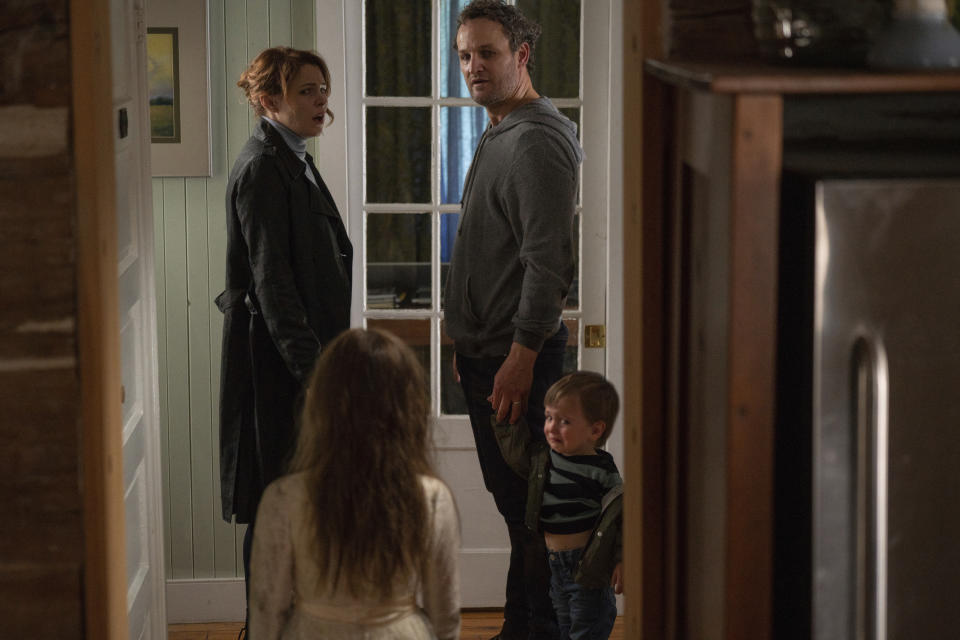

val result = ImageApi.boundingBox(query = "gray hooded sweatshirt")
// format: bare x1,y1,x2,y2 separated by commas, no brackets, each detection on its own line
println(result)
444,97,584,357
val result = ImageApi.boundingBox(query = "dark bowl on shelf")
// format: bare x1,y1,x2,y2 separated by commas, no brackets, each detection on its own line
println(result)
752,0,891,67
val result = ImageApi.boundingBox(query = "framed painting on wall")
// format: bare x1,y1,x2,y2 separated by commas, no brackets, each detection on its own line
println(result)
146,0,211,176
147,28,180,143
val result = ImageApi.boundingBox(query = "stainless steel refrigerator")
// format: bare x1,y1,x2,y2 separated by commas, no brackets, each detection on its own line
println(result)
775,177,960,640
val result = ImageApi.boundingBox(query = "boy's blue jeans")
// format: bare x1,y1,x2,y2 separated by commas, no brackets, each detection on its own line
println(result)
547,547,617,640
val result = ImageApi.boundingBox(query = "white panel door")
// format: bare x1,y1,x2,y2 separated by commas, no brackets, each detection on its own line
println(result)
111,0,167,637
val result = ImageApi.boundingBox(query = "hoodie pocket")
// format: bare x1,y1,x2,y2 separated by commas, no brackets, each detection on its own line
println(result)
463,275,482,325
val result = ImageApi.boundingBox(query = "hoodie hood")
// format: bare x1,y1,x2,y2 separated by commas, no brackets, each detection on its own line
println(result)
486,97,584,167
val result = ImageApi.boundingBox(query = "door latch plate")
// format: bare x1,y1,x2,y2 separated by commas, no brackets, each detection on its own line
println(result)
584,324,606,348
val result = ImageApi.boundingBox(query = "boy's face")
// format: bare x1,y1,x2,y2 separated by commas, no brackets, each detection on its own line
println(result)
544,394,605,457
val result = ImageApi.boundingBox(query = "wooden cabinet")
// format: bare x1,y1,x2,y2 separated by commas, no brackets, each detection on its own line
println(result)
639,61,960,640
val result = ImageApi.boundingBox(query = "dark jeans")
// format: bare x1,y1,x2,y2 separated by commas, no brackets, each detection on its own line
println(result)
547,548,617,640
457,324,568,639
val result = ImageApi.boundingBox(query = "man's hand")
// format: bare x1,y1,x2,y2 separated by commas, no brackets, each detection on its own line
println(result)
488,342,538,424
611,562,624,595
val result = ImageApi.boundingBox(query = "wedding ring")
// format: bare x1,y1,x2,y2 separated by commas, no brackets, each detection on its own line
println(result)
511,401,521,405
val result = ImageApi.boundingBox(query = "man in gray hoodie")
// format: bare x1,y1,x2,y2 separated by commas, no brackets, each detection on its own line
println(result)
444,2,583,639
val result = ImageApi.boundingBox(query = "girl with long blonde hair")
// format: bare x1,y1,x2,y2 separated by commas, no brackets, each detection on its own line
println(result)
249,328,461,640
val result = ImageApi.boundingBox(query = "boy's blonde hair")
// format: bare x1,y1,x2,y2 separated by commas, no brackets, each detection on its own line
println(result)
544,371,620,445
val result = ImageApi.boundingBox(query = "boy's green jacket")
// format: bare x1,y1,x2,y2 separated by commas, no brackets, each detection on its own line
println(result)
491,416,623,589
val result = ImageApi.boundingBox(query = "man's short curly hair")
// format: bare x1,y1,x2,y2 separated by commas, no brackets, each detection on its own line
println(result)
456,0,542,71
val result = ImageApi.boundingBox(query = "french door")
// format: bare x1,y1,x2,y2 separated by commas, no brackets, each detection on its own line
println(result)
345,0,617,605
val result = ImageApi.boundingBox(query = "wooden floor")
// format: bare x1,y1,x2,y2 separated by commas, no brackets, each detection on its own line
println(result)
169,611,625,639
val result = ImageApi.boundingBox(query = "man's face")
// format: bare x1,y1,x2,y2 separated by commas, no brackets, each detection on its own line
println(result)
456,18,525,110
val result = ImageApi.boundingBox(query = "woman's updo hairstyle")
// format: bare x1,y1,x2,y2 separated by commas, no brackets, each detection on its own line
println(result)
237,46,334,123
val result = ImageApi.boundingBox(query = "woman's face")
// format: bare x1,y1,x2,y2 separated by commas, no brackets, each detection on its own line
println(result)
262,64,329,138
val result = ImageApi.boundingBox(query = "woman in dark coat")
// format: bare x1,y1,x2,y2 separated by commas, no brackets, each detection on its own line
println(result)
214,46,352,605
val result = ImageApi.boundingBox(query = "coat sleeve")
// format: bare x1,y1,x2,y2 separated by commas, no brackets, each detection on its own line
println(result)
491,415,533,478
249,481,295,639
421,478,461,640
502,131,578,352
234,156,321,382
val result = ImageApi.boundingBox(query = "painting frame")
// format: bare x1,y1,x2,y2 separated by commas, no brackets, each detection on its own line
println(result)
146,27,181,144
146,0,211,177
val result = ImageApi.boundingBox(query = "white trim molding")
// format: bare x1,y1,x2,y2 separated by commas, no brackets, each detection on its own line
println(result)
166,579,246,623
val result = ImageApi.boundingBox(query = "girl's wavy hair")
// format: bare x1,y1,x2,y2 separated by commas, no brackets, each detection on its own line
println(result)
456,0,542,71
237,46,334,123
289,327,435,598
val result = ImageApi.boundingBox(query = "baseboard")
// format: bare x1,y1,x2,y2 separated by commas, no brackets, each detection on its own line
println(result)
165,579,246,623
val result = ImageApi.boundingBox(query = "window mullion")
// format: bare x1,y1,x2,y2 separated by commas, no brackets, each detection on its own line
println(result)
365,203,433,213
437,97,480,107
363,96,434,107
549,98,581,109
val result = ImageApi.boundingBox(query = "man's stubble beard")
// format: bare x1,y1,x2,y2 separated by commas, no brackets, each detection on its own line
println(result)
469,70,521,110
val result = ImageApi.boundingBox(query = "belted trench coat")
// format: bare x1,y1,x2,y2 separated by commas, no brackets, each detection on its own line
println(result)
215,119,352,523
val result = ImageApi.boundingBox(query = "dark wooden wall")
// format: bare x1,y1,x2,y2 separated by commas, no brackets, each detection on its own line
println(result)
666,0,757,60
623,1,761,639
0,1,85,637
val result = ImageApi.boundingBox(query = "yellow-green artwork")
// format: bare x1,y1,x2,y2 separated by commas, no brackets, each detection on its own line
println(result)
147,28,181,143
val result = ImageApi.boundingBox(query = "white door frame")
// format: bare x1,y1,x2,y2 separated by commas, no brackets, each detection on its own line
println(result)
115,0,168,636
604,0,625,473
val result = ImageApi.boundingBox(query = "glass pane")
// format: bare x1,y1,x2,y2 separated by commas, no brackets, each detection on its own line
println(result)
559,109,582,207
562,317,579,373
366,318,430,380
440,324,467,414
367,213,431,309
365,0,431,96
440,0,473,97
566,213,580,310
517,0,581,99
440,106,487,204
440,212,459,308
366,107,431,203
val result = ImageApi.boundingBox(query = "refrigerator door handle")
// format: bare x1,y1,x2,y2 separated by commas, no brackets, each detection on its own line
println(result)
851,336,889,640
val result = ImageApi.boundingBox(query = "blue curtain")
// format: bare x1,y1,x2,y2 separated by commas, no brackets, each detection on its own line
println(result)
439,0,487,262
439,108,486,261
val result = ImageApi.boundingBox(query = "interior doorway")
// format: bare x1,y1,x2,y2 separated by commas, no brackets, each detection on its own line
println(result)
128,0,623,623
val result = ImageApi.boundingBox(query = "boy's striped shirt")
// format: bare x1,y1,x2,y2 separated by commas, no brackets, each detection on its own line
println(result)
540,448,622,534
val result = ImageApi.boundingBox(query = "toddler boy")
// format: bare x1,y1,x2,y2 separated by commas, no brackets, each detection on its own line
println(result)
492,371,623,640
